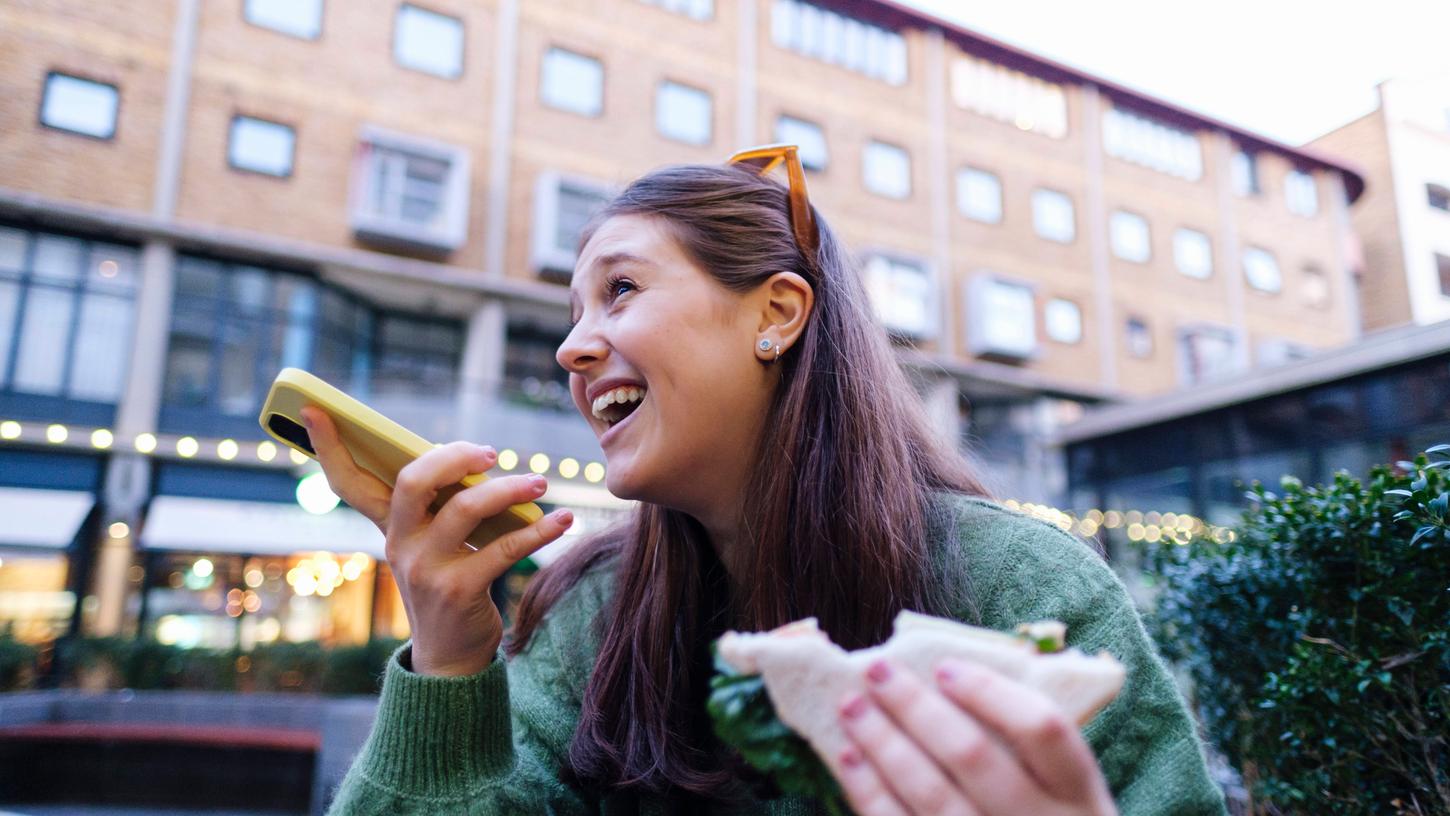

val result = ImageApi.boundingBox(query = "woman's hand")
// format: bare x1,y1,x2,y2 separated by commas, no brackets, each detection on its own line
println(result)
831,657,1118,816
299,406,574,678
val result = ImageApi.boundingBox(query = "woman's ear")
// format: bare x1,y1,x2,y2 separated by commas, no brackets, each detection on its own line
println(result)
753,271,815,359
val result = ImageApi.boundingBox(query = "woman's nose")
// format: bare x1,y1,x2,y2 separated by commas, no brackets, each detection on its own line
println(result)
557,321,607,374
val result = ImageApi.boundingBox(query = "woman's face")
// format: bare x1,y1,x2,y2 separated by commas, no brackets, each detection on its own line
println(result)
557,214,776,513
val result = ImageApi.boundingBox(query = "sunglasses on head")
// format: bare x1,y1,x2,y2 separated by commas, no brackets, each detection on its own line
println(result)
726,143,821,260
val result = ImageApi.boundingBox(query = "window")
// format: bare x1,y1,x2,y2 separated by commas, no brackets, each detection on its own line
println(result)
1101,107,1202,180
1172,228,1213,279
1428,184,1450,212
950,55,1067,138
39,73,119,139
349,126,471,252
1044,298,1082,344
541,48,604,117
394,5,464,79
1032,189,1075,243
1257,338,1313,368
655,81,712,146
1109,211,1150,263
1178,325,1239,386
505,319,572,410
244,0,323,39
966,276,1036,359
1437,254,1450,298
1124,317,1153,358
1302,264,1330,308
863,141,910,199
227,116,295,177
0,227,138,403
639,0,713,20
1285,169,1318,217
162,257,459,432
1231,149,1260,196
774,115,828,171
1243,247,1282,293
864,254,934,339
532,172,613,277
956,167,1002,224
771,0,907,85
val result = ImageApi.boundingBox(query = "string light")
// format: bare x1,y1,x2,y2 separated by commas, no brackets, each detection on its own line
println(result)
529,453,550,474
217,439,239,460
558,457,580,479
108,522,130,539
46,424,67,444
176,436,199,458
497,449,518,471
0,421,19,440
256,441,277,462
90,428,113,449
134,432,157,453
583,462,605,483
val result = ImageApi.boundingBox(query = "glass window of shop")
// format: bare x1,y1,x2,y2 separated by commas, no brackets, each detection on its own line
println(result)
0,547,73,645
161,256,459,435
140,550,410,650
504,319,571,411
0,226,139,404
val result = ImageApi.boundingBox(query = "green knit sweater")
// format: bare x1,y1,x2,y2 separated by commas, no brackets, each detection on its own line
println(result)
326,494,1228,815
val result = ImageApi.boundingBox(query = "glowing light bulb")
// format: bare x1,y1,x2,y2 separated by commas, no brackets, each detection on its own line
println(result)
176,436,199,457
46,424,68,444
217,439,239,460
134,433,157,453
583,462,605,483
558,457,580,479
108,521,130,539
529,453,550,474
296,471,340,515
497,449,518,471
91,428,113,449
256,441,277,462
0,421,20,440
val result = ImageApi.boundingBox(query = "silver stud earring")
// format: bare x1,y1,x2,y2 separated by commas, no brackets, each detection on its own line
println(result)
758,339,773,352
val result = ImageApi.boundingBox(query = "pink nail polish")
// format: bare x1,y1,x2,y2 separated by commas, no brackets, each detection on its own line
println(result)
551,509,573,525
866,659,891,684
936,664,955,685
529,474,547,488
840,694,868,719
841,748,863,768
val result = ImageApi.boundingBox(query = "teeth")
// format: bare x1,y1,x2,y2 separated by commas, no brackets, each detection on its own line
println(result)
590,386,646,422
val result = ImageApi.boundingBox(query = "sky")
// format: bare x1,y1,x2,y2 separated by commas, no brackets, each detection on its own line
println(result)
899,0,1450,146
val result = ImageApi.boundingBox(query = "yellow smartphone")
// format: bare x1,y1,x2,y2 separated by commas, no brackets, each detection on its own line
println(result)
257,367,543,550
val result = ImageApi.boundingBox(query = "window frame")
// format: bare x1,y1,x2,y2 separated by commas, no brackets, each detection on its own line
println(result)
348,125,472,253
243,0,324,40
1031,188,1076,244
1109,210,1152,263
862,251,937,340
226,114,297,179
1427,183,1450,212
531,171,615,279
392,3,466,80
1176,323,1240,387
965,273,1038,360
774,114,829,171
1284,168,1319,218
654,79,713,147
1172,227,1214,279
38,72,121,141
1242,246,1283,294
540,46,605,118
956,166,1003,224
1124,316,1153,359
1044,297,1083,345
1231,149,1261,197
862,139,912,200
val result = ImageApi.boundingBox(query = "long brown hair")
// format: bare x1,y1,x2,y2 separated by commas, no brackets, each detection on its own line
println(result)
507,163,990,803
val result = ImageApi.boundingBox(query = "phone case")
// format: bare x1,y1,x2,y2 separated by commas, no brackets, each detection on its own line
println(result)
257,367,543,550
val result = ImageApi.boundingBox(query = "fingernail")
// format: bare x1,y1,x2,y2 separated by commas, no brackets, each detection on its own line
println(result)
866,659,891,684
300,411,313,429
479,445,496,457
551,509,573,525
528,474,547,488
840,747,863,768
840,694,868,720
936,664,956,685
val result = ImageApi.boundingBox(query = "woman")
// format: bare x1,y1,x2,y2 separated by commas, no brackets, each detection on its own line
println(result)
310,145,1226,816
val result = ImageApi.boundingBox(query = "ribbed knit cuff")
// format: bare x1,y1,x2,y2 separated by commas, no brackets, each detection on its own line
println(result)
355,642,514,798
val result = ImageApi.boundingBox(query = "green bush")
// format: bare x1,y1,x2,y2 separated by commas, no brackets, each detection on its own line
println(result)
1149,453,1449,815
0,624,38,692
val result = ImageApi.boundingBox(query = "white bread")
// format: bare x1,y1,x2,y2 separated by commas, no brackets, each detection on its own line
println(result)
716,611,1125,772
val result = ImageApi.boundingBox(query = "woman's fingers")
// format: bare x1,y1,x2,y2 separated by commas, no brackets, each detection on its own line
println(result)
832,744,913,816
839,683,977,816
935,659,1112,807
427,473,550,550
389,441,495,538
467,506,575,578
298,406,393,530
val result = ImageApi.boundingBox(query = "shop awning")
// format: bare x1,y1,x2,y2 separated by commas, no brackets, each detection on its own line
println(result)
141,496,385,559
0,486,95,549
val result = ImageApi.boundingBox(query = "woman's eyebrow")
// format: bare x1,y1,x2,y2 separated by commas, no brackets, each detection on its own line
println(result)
592,251,655,272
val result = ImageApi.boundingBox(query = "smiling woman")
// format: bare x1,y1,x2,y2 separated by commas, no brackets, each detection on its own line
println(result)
320,153,1226,816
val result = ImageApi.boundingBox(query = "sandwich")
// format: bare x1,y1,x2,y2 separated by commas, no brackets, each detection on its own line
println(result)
707,611,1126,815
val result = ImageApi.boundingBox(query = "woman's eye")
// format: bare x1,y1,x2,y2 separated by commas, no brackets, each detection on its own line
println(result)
608,279,636,299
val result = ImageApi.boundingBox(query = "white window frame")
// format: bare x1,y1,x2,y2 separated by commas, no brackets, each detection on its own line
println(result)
1177,323,1241,386
1172,228,1213,279
531,171,615,277
348,125,471,252
40,73,119,140
244,0,323,39
863,140,911,200
1109,210,1151,263
393,4,465,79
1124,316,1153,359
956,166,1002,224
1231,149,1260,196
1101,107,1202,180
639,0,714,21
1031,188,1075,243
1243,246,1282,293
966,274,1038,360
771,0,906,86
541,47,604,118
655,80,712,146
862,252,937,340
949,55,1068,139
227,115,296,178
1044,298,1082,344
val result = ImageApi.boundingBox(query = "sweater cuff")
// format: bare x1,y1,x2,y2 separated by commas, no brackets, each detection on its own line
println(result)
355,642,514,798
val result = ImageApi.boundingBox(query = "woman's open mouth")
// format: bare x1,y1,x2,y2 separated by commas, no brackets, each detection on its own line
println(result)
590,385,647,440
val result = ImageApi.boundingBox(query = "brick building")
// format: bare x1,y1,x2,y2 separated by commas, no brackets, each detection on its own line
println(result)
0,0,1365,650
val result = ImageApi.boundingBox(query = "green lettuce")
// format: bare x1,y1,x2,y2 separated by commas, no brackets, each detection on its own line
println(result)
707,646,850,815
